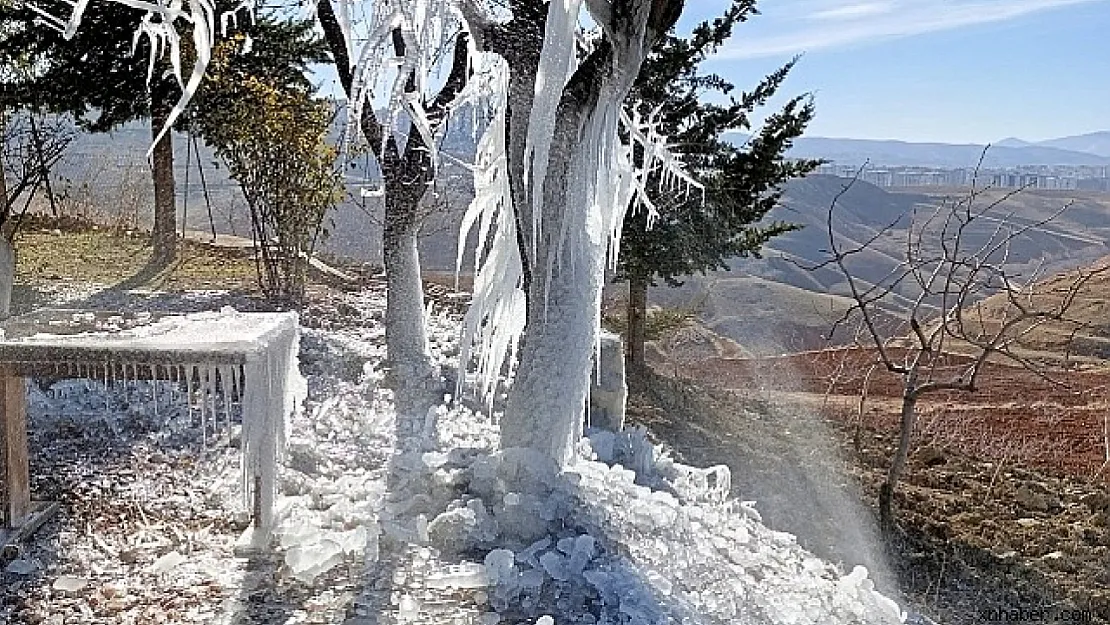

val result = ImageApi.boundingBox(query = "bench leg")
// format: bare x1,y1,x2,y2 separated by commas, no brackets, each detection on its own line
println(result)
1,366,29,529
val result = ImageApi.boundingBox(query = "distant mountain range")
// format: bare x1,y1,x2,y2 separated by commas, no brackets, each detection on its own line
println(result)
995,131,1110,157
650,175,1110,356
727,131,1110,168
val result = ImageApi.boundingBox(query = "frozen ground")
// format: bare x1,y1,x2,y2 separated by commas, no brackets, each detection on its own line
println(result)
1,283,905,624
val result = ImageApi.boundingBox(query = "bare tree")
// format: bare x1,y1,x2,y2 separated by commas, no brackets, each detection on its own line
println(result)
1,110,71,233
0,109,72,315
812,170,1106,534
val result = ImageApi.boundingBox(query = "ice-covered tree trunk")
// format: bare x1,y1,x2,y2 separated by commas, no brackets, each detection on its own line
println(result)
492,0,683,464
382,178,438,413
500,62,622,461
317,1,470,415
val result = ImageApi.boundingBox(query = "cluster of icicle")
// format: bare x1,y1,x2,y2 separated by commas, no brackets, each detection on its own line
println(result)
36,361,243,444
33,351,304,521
453,0,703,408
240,324,308,527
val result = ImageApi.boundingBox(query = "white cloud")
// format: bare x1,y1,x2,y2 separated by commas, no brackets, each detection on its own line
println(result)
810,2,895,21
717,0,1101,60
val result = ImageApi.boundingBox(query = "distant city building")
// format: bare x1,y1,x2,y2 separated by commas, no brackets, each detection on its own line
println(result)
806,161,1101,191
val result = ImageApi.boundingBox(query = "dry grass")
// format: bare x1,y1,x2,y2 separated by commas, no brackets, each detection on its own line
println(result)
14,226,259,292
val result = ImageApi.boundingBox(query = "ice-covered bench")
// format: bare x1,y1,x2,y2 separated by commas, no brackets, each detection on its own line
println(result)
0,308,304,551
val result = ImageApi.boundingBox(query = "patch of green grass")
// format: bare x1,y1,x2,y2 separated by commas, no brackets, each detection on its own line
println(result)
603,306,698,341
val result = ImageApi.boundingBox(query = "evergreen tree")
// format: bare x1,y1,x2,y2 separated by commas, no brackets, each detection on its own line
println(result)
617,0,821,368
0,5,328,269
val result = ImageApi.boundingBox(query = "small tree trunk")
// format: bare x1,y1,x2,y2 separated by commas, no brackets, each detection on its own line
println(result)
0,112,14,317
382,191,438,416
150,101,177,265
0,237,13,318
880,389,918,534
0,108,8,219
626,274,649,370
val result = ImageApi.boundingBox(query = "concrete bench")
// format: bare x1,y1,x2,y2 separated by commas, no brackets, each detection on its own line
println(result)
0,308,303,552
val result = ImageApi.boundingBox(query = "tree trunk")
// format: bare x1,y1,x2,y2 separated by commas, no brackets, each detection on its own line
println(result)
502,208,606,462
0,237,13,318
150,100,177,265
382,189,438,416
880,389,917,534
498,2,677,466
0,112,12,317
626,274,649,370
0,109,8,218
502,51,638,464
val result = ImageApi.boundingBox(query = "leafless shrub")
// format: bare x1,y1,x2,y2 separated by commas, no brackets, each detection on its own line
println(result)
2,111,73,238
808,158,1107,533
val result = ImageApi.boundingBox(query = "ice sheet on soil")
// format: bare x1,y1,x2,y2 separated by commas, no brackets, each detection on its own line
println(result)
281,290,906,623
14,287,904,624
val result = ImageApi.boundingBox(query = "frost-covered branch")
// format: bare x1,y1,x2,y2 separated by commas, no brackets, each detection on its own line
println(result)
20,0,252,154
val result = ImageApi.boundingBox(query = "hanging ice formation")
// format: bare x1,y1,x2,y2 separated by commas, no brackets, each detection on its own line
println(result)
0,309,306,533
340,0,456,160
453,2,702,409
452,51,524,410
24,0,256,156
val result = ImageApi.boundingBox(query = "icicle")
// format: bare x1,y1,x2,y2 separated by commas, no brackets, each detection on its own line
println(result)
208,365,217,434
220,365,233,440
186,366,195,434
453,54,525,411
171,365,179,403
104,361,111,414
200,365,209,449
233,365,241,405
152,372,159,421
524,0,585,260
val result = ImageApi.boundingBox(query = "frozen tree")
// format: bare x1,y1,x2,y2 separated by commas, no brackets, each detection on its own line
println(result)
2,2,187,266
313,1,470,415
457,0,688,464
1,3,332,272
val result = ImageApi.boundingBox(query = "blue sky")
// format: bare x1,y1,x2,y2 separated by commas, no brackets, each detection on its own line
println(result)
679,0,1110,143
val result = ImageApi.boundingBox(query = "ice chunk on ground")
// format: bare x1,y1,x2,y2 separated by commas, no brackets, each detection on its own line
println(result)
5,559,38,575
425,562,489,589
146,551,186,575
52,576,89,592
484,548,516,585
286,539,344,584
567,534,597,575
539,550,569,581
